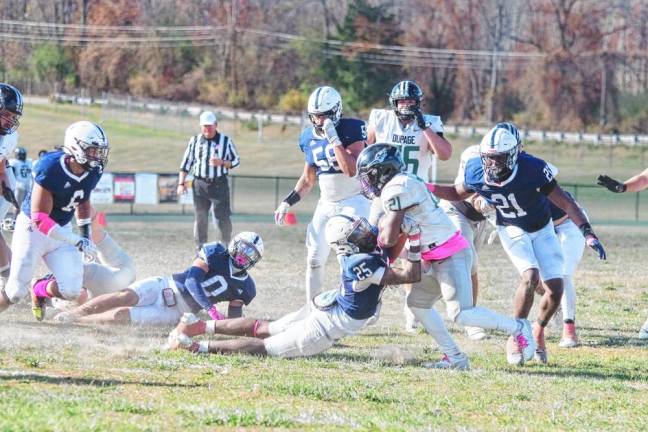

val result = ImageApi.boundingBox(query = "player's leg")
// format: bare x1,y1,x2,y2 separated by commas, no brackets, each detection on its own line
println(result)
83,233,136,297
305,199,331,305
406,271,470,370
192,180,212,248
210,180,232,244
530,223,565,363
1,214,46,313
0,197,12,281
555,221,585,348
436,248,535,364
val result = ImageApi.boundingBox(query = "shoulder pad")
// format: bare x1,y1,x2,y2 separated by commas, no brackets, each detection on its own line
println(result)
368,109,387,128
381,173,426,211
456,145,481,184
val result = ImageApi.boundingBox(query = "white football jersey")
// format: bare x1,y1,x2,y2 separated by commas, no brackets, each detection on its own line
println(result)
368,109,443,182
9,158,33,189
0,132,18,161
381,172,457,249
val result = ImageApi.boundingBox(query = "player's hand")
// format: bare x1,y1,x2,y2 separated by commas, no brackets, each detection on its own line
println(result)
207,306,225,321
400,217,420,237
322,118,341,146
473,195,495,215
210,157,225,167
597,175,626,193
75,238,98,262
176,183,187,195
274,201,290,226
585,234,606,260
413,107,427,130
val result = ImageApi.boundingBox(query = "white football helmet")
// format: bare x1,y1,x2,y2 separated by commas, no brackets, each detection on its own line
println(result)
325,214,378,256
307,86,342,131
63,121,109,170
479,125,520,182
228,231,263,271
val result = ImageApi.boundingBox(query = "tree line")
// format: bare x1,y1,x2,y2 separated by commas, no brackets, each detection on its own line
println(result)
1,0,647,133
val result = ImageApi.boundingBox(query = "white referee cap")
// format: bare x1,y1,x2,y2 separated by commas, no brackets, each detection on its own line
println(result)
199,111,217,126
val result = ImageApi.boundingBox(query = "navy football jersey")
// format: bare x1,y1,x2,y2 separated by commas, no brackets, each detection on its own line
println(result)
22,150,103,226
336,251,388,320
173,242,256,309
299,118,367,176
464,152,555,232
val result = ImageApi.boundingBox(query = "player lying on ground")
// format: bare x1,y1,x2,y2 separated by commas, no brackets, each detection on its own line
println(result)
356,143,535,369
166,214,421,358
0,84,24,287
597,168,648,339
53,232,262,326
0,121,108,319
430,123,606,364
30,206,136,318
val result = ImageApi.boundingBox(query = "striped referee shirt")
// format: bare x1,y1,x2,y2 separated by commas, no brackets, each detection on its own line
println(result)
179,132,240,178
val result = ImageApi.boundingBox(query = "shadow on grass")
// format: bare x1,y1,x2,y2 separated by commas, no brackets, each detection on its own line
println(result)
506,365,647,382
583,335,647,348
0,371,202,389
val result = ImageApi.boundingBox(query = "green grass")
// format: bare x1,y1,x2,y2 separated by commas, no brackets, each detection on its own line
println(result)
1,219,647,430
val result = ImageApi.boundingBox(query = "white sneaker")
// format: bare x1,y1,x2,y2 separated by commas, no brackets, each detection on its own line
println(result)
422,353,470,370
465,326,487,341
558,323,579,348
638,321,648,340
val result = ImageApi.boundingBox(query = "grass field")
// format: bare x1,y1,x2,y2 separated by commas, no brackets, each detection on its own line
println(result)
0,217,647,431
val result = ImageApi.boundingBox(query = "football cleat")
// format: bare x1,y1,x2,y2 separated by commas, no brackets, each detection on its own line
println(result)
30,276,53,322
534,350,549,364
164,330,195,351
506,335,524,366
465,326,487,341
533,322,548,364
558,322,579,348
422,353,470,370
52,311,78,323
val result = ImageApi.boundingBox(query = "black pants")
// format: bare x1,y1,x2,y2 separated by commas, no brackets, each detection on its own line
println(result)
192,177,232,247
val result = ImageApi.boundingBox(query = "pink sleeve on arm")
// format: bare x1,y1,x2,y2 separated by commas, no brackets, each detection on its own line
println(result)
32,212,57,235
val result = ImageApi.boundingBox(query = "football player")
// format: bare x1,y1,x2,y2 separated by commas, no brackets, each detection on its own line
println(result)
0,121,107,320
166,215,422,359
8,146,33,217
0,84,23,286
366,80,453,331
274,86,369,306
438,144,494,340
357,144,536,368
430,124,606,363
53,232,262,326
597,169,648,339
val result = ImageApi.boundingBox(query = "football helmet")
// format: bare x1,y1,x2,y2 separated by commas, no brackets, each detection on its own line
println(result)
307,86,342,132
15,146,27,161
479,126,520,183
0,83,23,135
325,214,378,256
389,80,423,121
228,231,263,271
63,121,109,170
494,121,521,146
356,143,405,199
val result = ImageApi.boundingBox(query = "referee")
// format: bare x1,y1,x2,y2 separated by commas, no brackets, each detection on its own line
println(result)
177,111,239,248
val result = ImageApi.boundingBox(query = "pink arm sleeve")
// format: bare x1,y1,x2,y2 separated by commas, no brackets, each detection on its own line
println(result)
32,212,57,235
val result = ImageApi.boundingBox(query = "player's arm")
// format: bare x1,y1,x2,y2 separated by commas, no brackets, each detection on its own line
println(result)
378,209,406,249
75,199,92,239
427,182,474,202
183,257,224,320
366,123,377,144
227,299,244,318
380,234,421,285
30,183,97,259
421,128,452,161
274,163,316,225
332,140,364,177
547,183,606,260
598,168,648,193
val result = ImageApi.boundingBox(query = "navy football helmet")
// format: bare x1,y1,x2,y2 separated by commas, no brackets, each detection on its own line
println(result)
356,143,405,199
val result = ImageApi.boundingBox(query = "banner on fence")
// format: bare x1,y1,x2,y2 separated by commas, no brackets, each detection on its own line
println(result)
113,173,136,202
135,173,158,204
90,173,114,204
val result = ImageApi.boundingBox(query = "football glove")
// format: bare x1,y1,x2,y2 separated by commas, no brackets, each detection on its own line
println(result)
322,118,341,146
75,238,98,262
274,201,290,226
597,175,626,193
413,107,428,130
585,235,606,260
400,217,421,237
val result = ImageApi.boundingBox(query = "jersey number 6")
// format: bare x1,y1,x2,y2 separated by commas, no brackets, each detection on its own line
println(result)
61,190,85,212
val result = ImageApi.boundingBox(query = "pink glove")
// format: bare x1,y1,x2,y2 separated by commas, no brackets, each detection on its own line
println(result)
207,306,226,321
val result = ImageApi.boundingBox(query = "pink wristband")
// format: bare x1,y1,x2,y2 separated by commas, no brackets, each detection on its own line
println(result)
426,183,436,193
32,212,57,235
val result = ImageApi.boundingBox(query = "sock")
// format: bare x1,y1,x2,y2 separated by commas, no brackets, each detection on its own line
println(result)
33,278,51,299
410,307,462,357
205,320,215,334
198,341,209,353
561,275,576,322
455,307,518,334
